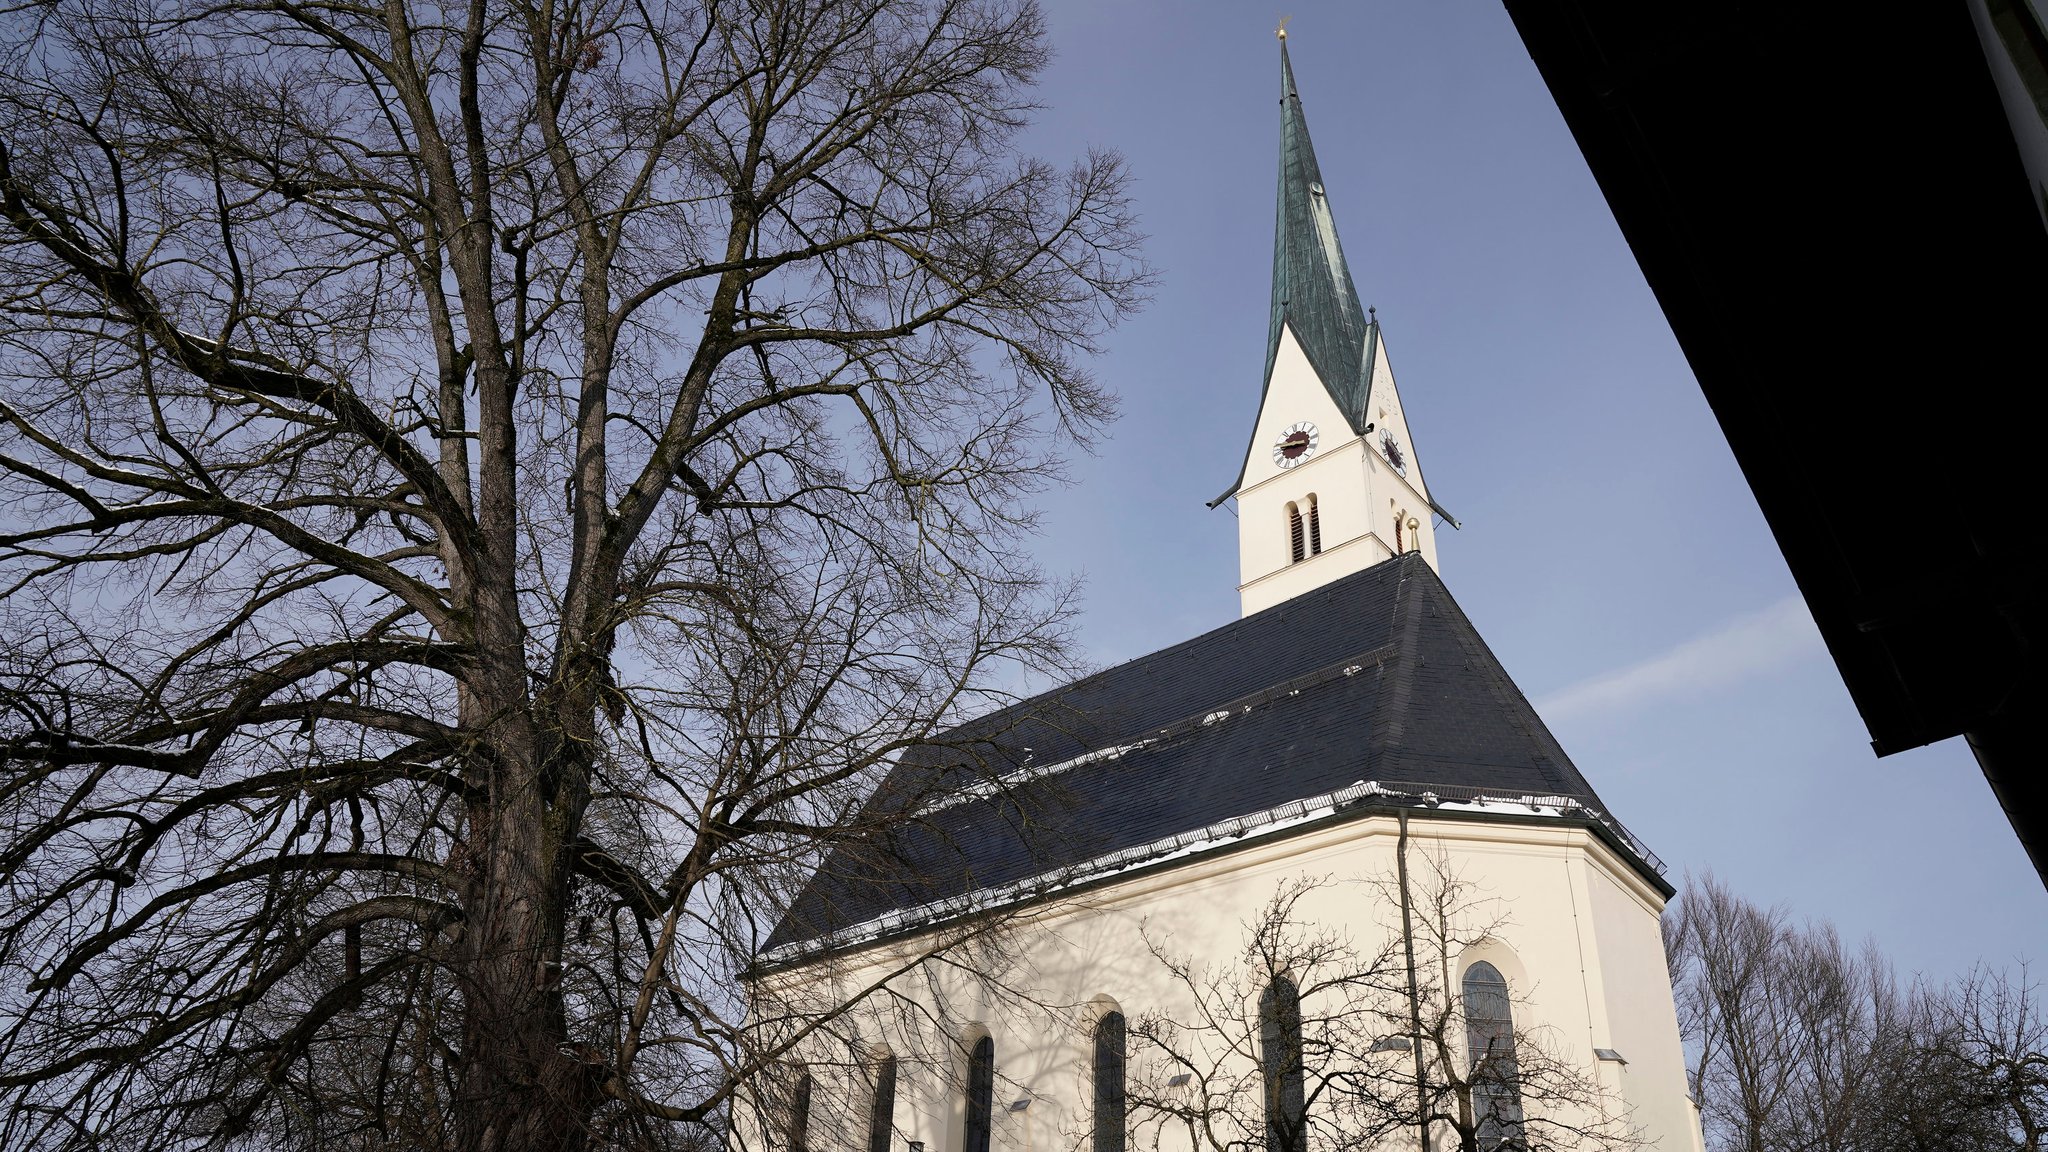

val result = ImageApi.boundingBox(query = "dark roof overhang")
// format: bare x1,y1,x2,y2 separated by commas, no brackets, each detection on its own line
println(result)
1499,0,2048,882
753,797,1670,976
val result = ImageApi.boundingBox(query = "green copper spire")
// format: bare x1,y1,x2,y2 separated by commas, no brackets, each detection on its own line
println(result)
1211,41,1383,507
1269,41,1378,431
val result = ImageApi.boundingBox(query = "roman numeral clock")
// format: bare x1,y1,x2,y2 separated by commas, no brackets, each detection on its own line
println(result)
1273,421,1319,468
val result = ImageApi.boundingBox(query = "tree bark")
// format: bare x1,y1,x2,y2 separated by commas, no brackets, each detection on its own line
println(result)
0,1,1147,1147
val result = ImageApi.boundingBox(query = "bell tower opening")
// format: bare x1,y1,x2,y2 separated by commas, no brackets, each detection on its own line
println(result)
1286,496,1324,564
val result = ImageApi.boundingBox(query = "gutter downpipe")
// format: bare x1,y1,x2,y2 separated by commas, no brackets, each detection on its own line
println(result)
1397,810,1432,1152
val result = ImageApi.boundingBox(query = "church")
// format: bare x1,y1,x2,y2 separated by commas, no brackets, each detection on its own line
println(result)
749,39,1703,1152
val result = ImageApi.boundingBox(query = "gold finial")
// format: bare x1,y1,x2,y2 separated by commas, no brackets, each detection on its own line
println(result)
1276,16,1290,40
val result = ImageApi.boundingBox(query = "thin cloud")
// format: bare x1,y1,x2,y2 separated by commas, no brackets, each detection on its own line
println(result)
1537,595,1825,723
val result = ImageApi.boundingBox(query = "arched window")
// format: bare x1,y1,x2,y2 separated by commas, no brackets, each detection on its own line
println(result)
868,1053,898,1152
1094,1011,1127,1152
1305,495,1323,556
1259,976,1306,1152
965,1035,996,1152
788,1068,813,1152
1287,502,1306,563
1462,962,1526,1149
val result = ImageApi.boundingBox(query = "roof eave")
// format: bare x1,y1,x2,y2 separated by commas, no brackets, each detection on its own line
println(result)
752,799,1671,975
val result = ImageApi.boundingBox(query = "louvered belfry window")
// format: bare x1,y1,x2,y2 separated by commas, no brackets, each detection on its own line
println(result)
1288,503,1306,563
867,1054,898,1152
1094,1011,1128,1152
1306,495,1323,556
1259,977,1306,1152
965,1035,995,1152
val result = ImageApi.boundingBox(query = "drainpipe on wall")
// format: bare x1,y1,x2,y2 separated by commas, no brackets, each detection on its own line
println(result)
1397,811,1432,1152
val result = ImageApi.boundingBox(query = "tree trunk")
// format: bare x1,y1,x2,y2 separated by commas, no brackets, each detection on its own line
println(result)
452,742,597,1150
449,575,600,1150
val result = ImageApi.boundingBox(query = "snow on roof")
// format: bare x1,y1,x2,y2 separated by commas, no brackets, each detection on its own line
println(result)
759,778,1628,967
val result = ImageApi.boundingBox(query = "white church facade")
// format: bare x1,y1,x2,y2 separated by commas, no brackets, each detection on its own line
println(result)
748,40,1703,1152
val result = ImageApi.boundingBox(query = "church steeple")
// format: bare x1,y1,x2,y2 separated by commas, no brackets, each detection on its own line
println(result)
1219,37,1455,617
1265,41,1376,431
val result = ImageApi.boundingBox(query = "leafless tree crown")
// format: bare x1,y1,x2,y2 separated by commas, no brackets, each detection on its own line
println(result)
0,0,1146,1147
1121,859,1639,1152
1667,873,2048,1152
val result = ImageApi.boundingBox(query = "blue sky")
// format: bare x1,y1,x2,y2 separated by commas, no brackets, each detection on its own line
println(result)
1008,0,2048,979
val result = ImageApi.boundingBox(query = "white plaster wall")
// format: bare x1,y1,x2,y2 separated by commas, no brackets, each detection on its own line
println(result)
1356,333,1439,574
757,814,1696,1152
1238,325,1363,499
1580,862,1708,1152
1236,326,1441,617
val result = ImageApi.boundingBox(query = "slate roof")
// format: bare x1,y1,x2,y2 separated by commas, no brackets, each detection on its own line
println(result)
766,554,1661,955
1215,44,1388,506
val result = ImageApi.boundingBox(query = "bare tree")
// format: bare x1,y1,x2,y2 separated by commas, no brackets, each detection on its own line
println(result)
1116,877,1408,1152
0,0,1146,1148
1663,874,1800,1152
1121,849,1638,1152
1859,969,2010,1152
1949,964,2048,1152
734,905,1080,1152
1665,874,2031,1152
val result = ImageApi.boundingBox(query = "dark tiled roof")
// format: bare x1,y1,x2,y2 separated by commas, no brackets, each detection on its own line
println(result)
767,555,1636,952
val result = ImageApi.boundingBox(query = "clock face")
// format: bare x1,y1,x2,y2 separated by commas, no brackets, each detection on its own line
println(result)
1273,421,1319,468
1380,430,1407,476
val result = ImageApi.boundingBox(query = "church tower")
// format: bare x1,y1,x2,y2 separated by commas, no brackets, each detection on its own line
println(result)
1215,39,1457,617
757,37,1707,1152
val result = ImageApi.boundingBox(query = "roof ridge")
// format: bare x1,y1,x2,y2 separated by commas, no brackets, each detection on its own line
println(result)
907,640,1404,819
1367,556,1427,775
920,560,1412,745
1113,639,1400,749
1408,568,1604,800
